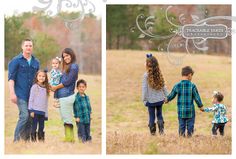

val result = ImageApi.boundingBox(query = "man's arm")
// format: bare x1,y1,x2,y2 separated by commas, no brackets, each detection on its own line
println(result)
8,58,18,104
8,80,17,104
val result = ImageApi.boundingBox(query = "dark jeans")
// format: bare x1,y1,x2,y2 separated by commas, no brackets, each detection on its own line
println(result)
147,101,164,126
178,115,195,137
14,99,32,142
76,122,91,142
32,114,45,133
212,123,226,136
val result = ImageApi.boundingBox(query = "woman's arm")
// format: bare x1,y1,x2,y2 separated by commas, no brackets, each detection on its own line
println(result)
61,64,79,87
51,64,78,91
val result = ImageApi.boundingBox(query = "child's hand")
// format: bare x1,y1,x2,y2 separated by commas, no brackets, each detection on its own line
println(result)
76,118,80,122
164,99,168,104
50,85,57,92
30,112,35,118
200,107,204,112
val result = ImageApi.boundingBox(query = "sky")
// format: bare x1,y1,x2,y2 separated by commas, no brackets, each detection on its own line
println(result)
3,0,102,17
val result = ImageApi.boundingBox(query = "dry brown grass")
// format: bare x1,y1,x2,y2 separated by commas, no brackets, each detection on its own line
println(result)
106,50,232,154
4,71,101,154
107,132,231,154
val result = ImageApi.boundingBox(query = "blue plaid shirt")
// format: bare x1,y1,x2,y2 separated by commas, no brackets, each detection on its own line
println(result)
8,53,40,101
204,104,228,123
167,80,203,118
73,93,92,124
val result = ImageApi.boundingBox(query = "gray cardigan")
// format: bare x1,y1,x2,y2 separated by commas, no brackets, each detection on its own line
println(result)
142,72,168,105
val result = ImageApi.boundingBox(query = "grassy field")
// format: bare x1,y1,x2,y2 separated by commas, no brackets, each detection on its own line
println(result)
4,71,101,154
106,50,232,154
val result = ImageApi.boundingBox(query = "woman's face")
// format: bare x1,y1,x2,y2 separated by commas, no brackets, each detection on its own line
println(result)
62,53,72,64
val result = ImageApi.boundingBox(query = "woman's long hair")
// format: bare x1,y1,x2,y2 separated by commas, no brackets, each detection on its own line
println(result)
146,56,165,90
34,70,50,96
61,48,77,74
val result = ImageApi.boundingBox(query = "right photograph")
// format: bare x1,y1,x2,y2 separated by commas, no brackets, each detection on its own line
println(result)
106,5,232,154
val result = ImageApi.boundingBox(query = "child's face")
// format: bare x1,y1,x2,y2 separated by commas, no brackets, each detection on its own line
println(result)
212,97,218,104
52,59,60,69
37,72,46,84
77,83,87,94
187,74,193,81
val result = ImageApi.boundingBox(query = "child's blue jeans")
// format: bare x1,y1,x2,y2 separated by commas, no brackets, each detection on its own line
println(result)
147,101,164,126
76,122,91,143
32,114,45,133
178,115,195,137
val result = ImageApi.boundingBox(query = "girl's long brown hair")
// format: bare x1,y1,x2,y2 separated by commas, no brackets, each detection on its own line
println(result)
34,70,50,96
146,56,165,90
61,48,77,74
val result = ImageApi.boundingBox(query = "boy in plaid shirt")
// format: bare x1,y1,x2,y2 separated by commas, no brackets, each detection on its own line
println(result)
73,79,92,143
165,66,204,137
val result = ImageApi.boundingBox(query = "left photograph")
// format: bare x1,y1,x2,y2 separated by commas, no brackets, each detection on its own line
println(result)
4,0,101,154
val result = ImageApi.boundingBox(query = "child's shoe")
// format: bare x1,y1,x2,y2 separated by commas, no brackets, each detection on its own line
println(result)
157,121,164,135
38,131,45,142
148,123,156,135
87,136,92,143
31,132,37,142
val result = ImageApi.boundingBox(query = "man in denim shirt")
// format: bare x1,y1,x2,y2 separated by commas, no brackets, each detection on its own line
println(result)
8,39,40,142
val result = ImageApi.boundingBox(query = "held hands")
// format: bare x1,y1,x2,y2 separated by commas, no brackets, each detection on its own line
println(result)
200,107,204,112
164,98,168,104
30,112,35,118
76,118,80,122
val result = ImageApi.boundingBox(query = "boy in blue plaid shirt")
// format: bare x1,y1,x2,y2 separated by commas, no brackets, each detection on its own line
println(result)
165,66,204,137
73,79,92,143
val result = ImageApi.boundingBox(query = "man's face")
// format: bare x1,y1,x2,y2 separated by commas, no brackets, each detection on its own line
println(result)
77,83,87,94
22,41,33,55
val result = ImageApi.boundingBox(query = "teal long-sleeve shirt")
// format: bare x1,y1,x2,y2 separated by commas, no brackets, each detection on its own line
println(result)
73,93,92,124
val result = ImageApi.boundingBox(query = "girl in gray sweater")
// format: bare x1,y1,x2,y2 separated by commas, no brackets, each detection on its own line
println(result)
28,70,50,142
142,54,168,135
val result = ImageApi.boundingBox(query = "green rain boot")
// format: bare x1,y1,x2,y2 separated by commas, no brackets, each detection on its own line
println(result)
64,123,75,142
69,124,75,142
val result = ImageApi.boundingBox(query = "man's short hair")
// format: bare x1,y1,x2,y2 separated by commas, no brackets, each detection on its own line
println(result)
21,38,33,46
182,66,194,76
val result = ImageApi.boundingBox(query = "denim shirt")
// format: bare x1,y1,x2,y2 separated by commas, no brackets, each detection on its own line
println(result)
57,63,79,98
8,53,40,101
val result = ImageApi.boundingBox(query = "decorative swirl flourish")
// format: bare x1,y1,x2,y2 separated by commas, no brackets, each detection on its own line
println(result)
33,0,96,30
134,5,236,65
